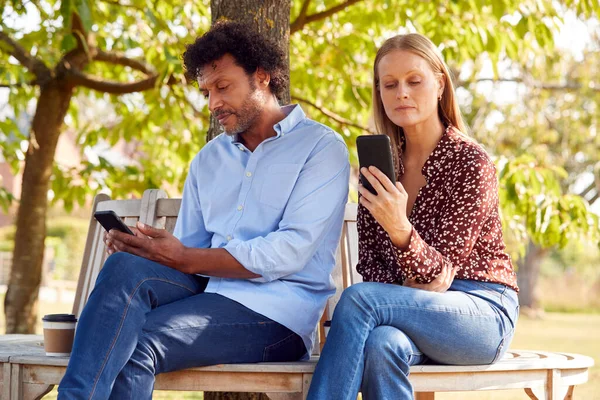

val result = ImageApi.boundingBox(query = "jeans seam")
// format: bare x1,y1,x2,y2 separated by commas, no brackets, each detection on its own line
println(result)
143,320,279,335
373,304,500,318
88,277,198,400
263,332,298,361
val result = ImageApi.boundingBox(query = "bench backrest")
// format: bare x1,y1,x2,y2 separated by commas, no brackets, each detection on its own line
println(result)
72,189,360,354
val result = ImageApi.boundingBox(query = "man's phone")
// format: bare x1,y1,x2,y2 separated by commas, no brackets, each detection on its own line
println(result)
94,210,135,235
356,134,396,195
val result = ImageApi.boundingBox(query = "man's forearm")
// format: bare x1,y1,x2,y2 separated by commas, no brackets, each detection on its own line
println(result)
177,247,261,279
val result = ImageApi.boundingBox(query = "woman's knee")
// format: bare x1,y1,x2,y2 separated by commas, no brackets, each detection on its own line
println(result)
334,282,380,316
364,326,419,367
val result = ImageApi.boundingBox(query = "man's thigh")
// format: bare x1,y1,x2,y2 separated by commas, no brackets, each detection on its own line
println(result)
137,293,306,372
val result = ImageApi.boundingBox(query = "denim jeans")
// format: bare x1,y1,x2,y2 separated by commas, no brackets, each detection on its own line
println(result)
58,252,306,400
307,279,519,400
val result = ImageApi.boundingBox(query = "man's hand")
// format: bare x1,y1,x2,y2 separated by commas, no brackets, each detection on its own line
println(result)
403,265,458,293
104,222,188,271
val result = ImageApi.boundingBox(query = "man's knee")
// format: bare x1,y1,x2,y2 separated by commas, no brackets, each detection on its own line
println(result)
96,252,144,286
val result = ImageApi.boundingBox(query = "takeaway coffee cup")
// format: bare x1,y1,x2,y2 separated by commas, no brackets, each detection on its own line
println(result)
42,314,77,357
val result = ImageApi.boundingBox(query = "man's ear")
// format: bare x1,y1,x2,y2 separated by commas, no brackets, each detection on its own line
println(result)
255,67,270,88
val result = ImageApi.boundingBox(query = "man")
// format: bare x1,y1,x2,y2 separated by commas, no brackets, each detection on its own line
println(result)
58,21,350,399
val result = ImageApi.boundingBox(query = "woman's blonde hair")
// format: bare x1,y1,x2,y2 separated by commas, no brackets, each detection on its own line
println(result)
372,33,470,163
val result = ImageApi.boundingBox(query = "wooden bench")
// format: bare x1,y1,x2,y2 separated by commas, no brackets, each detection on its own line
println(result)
0,189,594,399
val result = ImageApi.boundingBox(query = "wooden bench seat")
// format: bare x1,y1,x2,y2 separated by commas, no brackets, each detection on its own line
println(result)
0,189,594,399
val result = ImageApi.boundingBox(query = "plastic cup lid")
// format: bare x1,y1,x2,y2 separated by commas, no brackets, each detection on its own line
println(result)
42,314,77,323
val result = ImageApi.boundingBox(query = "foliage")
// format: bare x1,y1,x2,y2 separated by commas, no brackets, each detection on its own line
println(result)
0,0,599,251
497,155,600,258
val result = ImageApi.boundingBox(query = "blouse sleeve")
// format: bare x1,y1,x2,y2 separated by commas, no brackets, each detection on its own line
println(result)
356,202,399,283
391,151,498,283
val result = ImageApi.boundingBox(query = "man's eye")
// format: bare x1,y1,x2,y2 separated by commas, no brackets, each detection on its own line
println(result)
218,85,229,91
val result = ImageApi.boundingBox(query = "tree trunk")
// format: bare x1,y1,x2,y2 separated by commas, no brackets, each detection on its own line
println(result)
516,240,550,315
4,80,74,333
204,4,290,400
206,0,291,142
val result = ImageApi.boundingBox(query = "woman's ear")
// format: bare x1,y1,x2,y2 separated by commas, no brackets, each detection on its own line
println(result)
437,74,446,99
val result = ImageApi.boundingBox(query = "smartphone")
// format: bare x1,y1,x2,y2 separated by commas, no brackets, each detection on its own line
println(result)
94,210,134,235
356,135,396,195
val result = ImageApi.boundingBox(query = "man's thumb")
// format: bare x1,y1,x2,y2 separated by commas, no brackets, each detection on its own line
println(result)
136,221,161,237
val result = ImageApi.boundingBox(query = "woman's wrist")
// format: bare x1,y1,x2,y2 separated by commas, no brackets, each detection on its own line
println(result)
390,224,413,250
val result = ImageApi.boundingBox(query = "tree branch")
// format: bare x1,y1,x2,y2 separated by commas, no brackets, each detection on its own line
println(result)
0,79,37,88
0,32,51,80
293,95,374,133
94,49,155,75
459,77,600,92
588,191,599,205
68,69,159,94
290,0,364,34
290,0,312,33
578,181,597,199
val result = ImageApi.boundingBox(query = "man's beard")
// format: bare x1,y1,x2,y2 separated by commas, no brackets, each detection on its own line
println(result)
218,87,262,136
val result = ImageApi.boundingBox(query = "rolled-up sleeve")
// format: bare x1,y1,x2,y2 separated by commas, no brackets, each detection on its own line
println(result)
224,137,350,282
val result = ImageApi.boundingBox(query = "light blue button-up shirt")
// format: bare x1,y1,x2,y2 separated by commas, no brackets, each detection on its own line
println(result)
173,105,350,355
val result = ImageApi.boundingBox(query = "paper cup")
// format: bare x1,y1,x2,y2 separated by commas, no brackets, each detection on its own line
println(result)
42,314,77,357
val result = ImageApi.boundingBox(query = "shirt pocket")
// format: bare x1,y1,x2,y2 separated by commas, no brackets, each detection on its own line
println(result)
259,163,302,210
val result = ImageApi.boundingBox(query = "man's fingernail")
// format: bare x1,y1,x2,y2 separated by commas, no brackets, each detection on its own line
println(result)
137,221,145,228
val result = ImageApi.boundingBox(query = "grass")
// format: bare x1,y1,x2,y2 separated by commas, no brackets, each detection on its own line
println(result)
2,298,598,399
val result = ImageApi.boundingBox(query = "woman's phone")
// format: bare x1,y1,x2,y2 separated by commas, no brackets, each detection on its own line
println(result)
356,135,396,195
94,210,135,235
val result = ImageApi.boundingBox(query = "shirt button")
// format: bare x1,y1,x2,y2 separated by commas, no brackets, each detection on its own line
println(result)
246,171,252,177
226,235,232,241
237,205,243,211
238,146,244,151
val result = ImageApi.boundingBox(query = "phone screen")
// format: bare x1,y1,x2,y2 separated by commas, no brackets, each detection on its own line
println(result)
94,211,134,235
356,135,396,195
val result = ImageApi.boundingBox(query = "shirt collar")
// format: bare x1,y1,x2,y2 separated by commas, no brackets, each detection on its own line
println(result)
230,104,306,145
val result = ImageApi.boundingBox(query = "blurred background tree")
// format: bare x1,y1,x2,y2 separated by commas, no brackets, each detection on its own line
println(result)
0,0,599,338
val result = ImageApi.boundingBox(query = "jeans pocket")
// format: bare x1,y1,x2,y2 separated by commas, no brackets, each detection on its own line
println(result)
263,332,307,362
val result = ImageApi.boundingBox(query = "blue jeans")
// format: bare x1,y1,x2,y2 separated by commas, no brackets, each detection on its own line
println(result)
307,279,519,400
58,253,306,400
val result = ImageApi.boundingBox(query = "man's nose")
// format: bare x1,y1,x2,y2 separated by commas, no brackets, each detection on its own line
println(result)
208,93,223,113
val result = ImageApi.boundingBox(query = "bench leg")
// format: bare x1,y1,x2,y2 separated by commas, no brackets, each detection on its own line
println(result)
563,385,574,400
415,392,435,400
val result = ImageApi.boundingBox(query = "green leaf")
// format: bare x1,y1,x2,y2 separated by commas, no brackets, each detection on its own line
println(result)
74,0,93,32
59,0,73,30
60,34,77,52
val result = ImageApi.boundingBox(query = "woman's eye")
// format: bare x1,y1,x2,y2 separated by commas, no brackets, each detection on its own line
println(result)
384,83,397,89
409,81,421,85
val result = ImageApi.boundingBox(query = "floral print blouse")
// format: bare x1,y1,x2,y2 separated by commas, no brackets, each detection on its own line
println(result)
356,126,519,291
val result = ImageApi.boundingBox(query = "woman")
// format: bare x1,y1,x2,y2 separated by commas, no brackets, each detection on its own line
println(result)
307,33,519,400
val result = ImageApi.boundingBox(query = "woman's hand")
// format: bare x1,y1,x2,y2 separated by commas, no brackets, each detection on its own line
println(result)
403,265,458,293
358,166,413,249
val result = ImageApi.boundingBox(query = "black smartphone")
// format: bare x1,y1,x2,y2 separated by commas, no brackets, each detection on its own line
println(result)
94,210,134,235
356,134,396,195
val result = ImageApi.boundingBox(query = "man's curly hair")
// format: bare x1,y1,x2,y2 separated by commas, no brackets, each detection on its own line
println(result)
183,21,289,101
